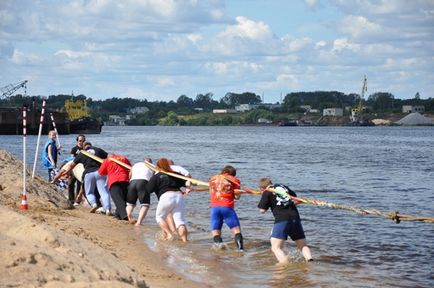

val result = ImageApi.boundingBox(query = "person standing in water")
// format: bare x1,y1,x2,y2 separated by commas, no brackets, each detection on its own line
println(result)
256,177,313,263
146,158,191,242
209,165,244,250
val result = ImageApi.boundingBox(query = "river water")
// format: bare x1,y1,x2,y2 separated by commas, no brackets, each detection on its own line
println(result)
1,126,433,287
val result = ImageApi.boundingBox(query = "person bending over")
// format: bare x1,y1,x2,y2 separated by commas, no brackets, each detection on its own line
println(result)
209,165,244,250
146,158,191,242
256,177,313,263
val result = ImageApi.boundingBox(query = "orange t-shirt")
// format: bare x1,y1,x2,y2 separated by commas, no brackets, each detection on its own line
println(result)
209,173,240,208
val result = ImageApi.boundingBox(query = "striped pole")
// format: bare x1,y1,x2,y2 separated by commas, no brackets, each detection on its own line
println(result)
49,112,61,154
21,106,28,209
32,98,46,179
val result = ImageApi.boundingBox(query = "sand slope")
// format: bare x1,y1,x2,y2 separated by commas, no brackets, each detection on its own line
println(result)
0,149,202,287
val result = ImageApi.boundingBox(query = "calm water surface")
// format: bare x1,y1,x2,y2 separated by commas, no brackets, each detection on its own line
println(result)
1,126,433,287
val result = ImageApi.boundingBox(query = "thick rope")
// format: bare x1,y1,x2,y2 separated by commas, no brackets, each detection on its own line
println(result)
244,187,434,224
76,151,434,224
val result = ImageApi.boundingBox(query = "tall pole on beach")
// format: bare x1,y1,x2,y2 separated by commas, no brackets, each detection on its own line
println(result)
32,97,46,179
21,106,28,209
49,112,61,154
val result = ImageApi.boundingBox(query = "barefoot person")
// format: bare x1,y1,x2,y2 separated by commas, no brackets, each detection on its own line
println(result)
256,177,313,263
126,157,154,225
146,158,192,242
209,165,244,250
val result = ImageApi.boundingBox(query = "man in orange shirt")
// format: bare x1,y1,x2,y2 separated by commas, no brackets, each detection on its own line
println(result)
98,154,132,220
209,165,243,250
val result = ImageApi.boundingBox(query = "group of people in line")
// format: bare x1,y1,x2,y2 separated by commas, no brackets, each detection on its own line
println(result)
43,130,313,264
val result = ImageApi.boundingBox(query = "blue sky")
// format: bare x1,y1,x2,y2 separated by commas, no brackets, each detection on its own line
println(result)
1,0,433,103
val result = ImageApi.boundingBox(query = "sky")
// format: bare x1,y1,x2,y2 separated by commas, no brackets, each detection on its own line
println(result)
1,0,433,103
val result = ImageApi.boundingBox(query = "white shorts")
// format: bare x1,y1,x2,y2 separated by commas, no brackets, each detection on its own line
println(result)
155,191,185,228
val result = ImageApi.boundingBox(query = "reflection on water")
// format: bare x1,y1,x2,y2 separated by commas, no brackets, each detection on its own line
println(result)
1,126,433,287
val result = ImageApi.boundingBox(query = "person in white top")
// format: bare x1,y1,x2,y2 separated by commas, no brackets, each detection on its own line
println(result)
126,157,155,225
165,160,191,234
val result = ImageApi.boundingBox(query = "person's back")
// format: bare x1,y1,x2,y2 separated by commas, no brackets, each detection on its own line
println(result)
127,158,155,225
99,154,131,221
208,165,243,250
257,177,312,263
130,162,154,181
209,173,240,208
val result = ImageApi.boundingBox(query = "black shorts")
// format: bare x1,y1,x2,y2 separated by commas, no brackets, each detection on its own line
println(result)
127,179,149,205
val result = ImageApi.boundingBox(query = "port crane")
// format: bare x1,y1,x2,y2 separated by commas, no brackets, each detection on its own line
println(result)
1,80,28,99
350,76,367,123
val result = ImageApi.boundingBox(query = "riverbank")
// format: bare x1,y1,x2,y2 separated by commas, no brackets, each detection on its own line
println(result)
0,149,203,287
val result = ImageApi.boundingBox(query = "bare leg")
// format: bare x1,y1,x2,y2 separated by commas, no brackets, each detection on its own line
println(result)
270,237,289,264
135,205,149,226
126,204,135,223
177,224,188,242
295,238,313,261
158,220,174,240
166,213,177,234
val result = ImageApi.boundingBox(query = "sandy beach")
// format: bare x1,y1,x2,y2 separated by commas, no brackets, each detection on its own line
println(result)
0,149,203,287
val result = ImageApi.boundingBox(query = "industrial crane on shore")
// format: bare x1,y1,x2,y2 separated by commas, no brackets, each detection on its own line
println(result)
1,80,28,99
350,76,367,123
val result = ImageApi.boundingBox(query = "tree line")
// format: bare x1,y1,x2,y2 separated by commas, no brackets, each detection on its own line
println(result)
2,91,433,125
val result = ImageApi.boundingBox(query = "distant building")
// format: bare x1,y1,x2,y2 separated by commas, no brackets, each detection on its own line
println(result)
299,105,311,111
194,108,204,112
323,108,343,116
129,106,149,114
235,104,253,112
213,109,237,114
402,105,424,113
105,115,126,126
235,103,281,112
257,118,272,124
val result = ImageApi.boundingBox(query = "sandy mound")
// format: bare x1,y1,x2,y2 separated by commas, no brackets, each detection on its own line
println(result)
0,149,202,288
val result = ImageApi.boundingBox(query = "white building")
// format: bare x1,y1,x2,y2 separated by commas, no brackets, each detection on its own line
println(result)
105,115,126,126
299,105,312,111
213,109,237,114
323,108,343,116
129,106,149,114
257,118,272,124
402,105,425,113
235,103,282,112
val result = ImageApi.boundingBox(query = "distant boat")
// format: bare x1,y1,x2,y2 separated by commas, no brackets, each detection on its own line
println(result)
65,99,103,134
0,104,69,135
278,120,297,126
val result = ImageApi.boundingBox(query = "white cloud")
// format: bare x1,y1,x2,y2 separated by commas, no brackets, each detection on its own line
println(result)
331,38,360,52
120,87,147,99
339,15,383,39
257,72,300,90
305,0,321,9
208,16,276,55
11,49,43,65
205,61,261,75
156,76,175,87
0,0,433,101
